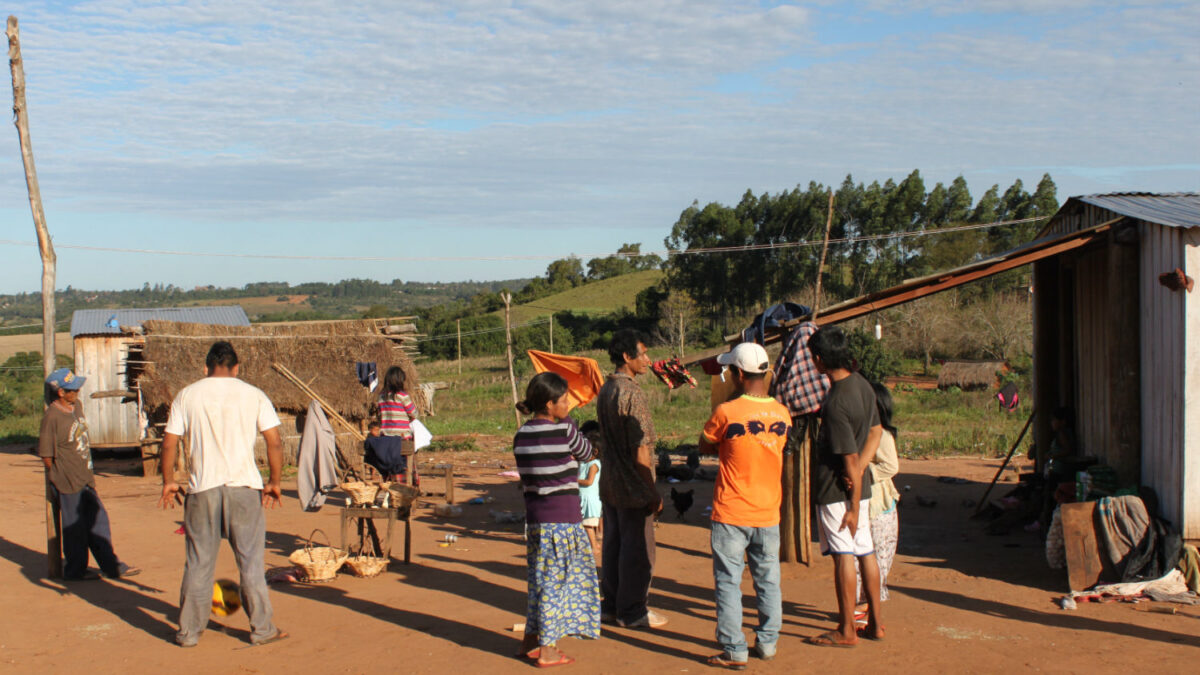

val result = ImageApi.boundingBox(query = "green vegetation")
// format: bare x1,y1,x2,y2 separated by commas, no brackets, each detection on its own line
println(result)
0,351,72,445
501,269,664,324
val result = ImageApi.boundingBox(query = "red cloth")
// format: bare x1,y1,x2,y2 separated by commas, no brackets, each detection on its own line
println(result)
527,350,605,410
651,358,697,389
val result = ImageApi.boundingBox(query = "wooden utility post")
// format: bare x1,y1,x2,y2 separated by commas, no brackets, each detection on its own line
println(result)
812,188,835,319
9,15,61,579
678,312,685,361
548,315,553,352
456,319,462,374
501,292,520,428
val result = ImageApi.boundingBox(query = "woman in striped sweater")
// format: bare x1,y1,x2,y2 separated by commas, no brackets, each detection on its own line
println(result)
514,372,598,668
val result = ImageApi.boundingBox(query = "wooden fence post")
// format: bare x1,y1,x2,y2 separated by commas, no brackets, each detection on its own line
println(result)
501,292,521,428
548,315,553,352
456,319,462,374
9,15,61,580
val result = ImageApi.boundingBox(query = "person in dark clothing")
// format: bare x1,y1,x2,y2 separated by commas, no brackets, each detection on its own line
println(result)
38,368,140,581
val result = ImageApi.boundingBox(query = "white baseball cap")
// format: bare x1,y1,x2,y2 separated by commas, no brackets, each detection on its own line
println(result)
716,342,771,374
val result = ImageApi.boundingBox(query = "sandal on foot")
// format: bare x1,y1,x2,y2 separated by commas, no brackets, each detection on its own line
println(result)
536,655,575,668
517,648,540,659
806,632,857,648
706,654,747,670
252,630,290,646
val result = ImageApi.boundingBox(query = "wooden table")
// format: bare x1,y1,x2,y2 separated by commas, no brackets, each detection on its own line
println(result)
340,504,412,565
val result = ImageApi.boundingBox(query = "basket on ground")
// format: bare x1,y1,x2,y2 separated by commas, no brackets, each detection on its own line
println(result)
386,484,420,510
288,529,348,582
344,554,388,578
340,481,380,505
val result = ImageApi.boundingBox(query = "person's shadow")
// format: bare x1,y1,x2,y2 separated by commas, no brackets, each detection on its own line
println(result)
0,535,179,644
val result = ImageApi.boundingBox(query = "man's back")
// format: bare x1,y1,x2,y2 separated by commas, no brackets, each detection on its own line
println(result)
596,373,657,509
165,377,280,494
705,395,790,528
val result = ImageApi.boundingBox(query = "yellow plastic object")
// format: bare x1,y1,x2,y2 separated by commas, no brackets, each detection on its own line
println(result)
211,579,242,617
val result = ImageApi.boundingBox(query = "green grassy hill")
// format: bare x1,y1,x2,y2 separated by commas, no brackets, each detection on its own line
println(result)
498,270,664,324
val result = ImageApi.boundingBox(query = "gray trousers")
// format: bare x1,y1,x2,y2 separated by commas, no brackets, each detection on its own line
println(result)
178,486,277,644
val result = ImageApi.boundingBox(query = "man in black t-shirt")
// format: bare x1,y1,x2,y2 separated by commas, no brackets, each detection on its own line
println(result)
805,327,884,647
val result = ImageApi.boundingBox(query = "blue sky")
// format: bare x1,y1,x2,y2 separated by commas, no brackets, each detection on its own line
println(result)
0,0,1196,293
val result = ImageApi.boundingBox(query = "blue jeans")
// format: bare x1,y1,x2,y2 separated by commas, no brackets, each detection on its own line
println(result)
711,522,781,661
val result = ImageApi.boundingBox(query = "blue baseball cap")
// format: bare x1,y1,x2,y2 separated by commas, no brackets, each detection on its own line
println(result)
45,368,86,391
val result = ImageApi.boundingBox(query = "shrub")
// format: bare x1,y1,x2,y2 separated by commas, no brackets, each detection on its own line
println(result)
847,328,901,383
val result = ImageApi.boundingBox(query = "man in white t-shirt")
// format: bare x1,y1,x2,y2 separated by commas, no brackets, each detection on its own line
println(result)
159,341,287,648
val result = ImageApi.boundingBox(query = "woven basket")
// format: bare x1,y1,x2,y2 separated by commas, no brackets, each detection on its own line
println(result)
340,481,380,505
386,484,420,510
288,529,348,583
344,554,388,578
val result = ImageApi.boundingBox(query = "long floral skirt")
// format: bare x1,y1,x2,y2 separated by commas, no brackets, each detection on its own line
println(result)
526,522,601,646
856,507,899,604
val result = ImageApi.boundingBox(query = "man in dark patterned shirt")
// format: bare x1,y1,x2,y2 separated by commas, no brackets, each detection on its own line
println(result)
596,328,666,629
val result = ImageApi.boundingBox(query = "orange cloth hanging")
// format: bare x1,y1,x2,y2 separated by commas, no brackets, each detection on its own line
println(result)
527,350,605,410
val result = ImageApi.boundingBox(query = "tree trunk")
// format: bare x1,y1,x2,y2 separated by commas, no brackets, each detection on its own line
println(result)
9,15,61,580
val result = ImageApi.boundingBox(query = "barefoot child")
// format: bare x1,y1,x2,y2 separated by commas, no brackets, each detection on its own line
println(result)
514,373,600,667
578,421,603,567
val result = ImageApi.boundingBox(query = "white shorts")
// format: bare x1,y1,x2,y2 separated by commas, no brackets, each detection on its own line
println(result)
581,517,600,528
817,499,874,557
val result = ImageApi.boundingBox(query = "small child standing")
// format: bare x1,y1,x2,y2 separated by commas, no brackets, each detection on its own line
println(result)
578,420,603,566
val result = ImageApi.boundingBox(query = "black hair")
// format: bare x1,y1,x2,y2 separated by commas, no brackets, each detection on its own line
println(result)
608,328,648,367
871,381,898,438
516,372,569,416
44,383,61,406
807,326,853,371
367,419,381,429
381,366,407,398
731,366,768,382
579,420,600,435
205,341,239,371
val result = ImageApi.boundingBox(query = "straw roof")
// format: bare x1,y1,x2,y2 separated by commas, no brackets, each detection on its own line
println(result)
937,360,1007,390
137,319,423,419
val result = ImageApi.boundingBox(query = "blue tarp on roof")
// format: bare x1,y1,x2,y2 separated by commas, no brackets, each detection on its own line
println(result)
70,306,250,338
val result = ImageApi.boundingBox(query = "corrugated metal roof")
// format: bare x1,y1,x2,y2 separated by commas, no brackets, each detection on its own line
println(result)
1074,192,1200,229
71,306,250,338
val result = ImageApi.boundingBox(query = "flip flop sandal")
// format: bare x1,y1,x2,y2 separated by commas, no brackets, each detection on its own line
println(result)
806,632,857,648
706,654,747,670
537,655,575,668
518,648,540,659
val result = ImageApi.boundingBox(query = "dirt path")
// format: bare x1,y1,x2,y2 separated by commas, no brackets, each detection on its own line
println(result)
0,447,1194,673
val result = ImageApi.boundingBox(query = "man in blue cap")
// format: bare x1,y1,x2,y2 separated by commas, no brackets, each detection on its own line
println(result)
38,367,140,581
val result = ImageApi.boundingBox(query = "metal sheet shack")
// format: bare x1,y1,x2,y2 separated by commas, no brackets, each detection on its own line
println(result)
1033,193,1200,540
69,307,251,448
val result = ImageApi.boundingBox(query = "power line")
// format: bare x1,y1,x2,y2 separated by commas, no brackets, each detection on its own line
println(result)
417,317,550,343
0,216,1046,265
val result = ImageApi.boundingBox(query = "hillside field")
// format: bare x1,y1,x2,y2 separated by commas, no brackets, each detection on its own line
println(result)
496,269,663,324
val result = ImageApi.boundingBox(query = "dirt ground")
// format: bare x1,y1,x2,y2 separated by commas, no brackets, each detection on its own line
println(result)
1,445,1196,674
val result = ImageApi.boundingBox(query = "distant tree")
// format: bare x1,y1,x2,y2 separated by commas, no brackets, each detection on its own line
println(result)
545,257,585,290
656,291,698,358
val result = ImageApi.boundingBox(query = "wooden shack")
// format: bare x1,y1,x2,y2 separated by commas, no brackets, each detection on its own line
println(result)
69,307,251,449
1033,192,1200,539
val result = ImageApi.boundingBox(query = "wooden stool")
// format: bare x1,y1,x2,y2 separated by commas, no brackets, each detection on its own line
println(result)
340,504,413,564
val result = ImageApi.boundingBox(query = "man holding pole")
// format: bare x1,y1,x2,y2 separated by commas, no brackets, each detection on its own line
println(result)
159,341,288,648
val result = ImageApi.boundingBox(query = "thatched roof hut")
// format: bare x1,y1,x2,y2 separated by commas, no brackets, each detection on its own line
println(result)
137,319,424,420
936,360,1008,390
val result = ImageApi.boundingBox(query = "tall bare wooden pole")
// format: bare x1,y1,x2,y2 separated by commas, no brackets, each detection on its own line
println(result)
811,188,835,319
456,319,462,374
501,292,520,428
9,15,62,580
548,315,553,352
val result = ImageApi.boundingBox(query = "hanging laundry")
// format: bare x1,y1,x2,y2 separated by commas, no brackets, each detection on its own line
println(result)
650,358,697,389
355,361,378,391
527,350,605,409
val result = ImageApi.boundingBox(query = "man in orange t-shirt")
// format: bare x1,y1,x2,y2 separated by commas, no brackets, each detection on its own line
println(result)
699,342,790,669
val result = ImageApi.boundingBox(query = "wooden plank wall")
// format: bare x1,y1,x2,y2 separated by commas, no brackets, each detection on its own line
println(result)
1072,247,1113,468
1183,230,1200,539
74,336,142,446
1140,222,1189,535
